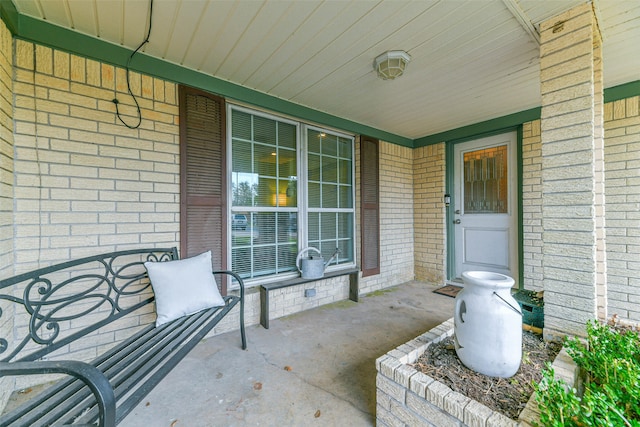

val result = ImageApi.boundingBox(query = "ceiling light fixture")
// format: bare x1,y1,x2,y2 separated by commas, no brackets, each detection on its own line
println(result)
374,50,411,80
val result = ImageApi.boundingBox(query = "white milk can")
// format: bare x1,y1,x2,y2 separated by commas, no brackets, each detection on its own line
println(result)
454,271,522,378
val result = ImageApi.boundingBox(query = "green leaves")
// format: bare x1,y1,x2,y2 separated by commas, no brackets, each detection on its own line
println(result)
535,320,640,426
535,366,581,426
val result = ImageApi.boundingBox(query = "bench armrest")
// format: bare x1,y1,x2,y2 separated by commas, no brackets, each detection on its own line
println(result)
213,269,245,298
0,360,116,427
213,270,247,350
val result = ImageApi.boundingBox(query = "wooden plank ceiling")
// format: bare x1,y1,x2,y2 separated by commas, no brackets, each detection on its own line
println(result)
12,0,640,139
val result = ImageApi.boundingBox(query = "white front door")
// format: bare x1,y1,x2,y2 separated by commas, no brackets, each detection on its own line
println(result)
453,132,518,282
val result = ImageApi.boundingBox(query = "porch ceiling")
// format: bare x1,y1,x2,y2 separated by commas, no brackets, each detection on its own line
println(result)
11,0,640,140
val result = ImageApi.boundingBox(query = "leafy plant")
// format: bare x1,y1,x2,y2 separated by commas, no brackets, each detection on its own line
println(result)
535,320,640,426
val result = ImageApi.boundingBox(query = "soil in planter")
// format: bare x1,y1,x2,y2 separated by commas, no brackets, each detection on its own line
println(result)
411,331,561,420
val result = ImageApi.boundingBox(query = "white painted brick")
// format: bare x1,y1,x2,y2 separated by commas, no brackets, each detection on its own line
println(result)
409,372,434,398
376,404,404,427
517,402,541,426
394,363,416,388
380,355,403,379
487,411,519,427
376,354,393,372
376,373,406,404
444,390,471,420
407,392,461,426
388,348,408,362
539,1,605,331
426,380,452,409
541,69,594,100
464,400,494,427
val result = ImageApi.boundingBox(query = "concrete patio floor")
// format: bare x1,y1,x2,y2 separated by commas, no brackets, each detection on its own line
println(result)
120,280,455,427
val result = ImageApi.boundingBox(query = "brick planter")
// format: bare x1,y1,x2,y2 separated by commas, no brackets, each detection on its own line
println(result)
375,319,580,427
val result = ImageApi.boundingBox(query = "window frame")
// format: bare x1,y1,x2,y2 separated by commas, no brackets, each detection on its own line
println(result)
226,104,357,287
304,125,357,267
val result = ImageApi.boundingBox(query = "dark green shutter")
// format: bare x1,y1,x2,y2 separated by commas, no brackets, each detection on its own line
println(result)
360,136,380,277
179,86,228,293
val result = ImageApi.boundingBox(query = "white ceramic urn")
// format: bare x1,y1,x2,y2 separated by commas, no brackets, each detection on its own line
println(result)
454,271,522,378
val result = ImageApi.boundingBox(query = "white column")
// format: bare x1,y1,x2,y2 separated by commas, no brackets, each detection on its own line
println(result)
539,3,606,337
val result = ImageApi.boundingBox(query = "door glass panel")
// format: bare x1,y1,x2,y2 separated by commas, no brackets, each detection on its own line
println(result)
463,145,508,214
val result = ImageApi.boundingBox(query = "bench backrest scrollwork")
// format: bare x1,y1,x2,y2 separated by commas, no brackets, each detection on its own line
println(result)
0,247,178,363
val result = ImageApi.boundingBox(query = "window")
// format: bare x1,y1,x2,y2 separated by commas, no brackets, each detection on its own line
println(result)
229,106,355,282
306,128,354,265
463,145,508,214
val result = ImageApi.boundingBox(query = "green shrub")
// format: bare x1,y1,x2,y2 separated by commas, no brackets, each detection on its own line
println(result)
535,320,640,426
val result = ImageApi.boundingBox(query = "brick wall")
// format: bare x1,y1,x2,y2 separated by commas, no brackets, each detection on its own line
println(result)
593,30,607,322
604,96,640,321
539,3,604,336
359,141,416,293
522,97,640,322
413,143,446,284
8,40,182,370
0,17,15,411
0,1,13,274
522,120,543,292
12,40,181,272
5,38,419,371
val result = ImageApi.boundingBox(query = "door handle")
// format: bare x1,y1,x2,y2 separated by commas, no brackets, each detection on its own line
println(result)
453,219,461,224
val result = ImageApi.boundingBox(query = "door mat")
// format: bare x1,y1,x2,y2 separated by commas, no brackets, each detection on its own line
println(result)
433,285,462,298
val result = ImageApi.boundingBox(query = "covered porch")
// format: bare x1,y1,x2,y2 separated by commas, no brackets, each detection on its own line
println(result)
6,280,456,426
1,0,640,423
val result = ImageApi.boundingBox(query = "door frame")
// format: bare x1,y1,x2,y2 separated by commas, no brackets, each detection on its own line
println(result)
445,127,524,287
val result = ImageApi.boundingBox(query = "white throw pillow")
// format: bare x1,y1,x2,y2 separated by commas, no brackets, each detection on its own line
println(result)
144,251,225,327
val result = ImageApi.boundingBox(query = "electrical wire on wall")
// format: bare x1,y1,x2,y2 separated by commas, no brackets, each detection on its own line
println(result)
112,0,154,129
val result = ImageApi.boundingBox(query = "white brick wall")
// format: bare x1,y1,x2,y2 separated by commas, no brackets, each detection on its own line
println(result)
12,40,180,273
592,25,607,322
0,17,15,411
539,3,604,337
359,141,416,294
604,96,640,321
523,98,640,322
522,121,544,292
413,143,446,284
6,41,183,382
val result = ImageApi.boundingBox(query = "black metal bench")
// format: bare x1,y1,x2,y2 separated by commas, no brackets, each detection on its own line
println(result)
0,247,246,426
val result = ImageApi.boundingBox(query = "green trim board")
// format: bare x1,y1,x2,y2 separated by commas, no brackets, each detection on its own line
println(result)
416,108,541,148
2,4,412,147
604,80,640,104
445,141,455,281
418,79,640,148
516,125,524,290
0,0,17,34
417,80,640,148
